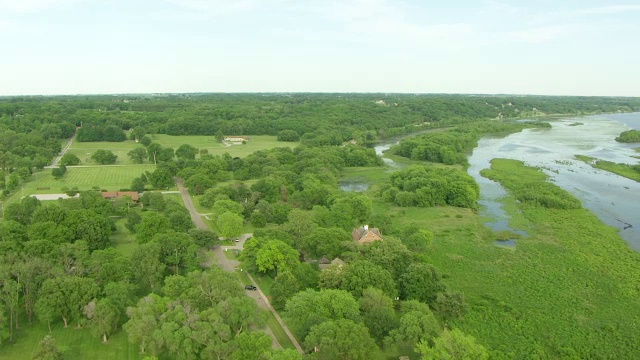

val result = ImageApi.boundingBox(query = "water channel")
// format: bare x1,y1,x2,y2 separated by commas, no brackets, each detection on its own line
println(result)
468,112,640,250
340,113,640,250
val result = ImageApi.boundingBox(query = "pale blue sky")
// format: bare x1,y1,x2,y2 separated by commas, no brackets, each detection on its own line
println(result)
0,0,638,96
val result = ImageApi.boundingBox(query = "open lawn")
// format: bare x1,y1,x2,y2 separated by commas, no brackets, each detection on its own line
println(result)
2,165,155,206
67,140,143,165
0,322,143,360
152,135,299,159
67,135,297,166
112,217,138,256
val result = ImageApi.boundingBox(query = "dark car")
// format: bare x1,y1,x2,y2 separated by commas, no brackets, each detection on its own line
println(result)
244,285,257,290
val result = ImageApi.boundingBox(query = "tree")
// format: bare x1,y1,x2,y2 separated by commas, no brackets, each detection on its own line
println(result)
36,276,99,329
215,129,225,143
433,291,467,320
284,289,361,339
270,271,301,310
277,130,300,142
304,319,378,360
301,227,349,259
188,229,219,248
399,263,446,305
51,165,67,179
31,335,63,360
230,331,272,360
416,329,489,360
0,275,20,341
359,288,398,341
128,148,147,164
130,243,165,292
148,167,174,189
255,240,300,275
140,135,152,147
175,144,199,160
130,177,146,193
62,209,111,251
91,150,118,165
60,153,80,166
185,174,214,195
385,300,441,349
84,298,119,342
123,294,168,354
135,212,170,244
87,248,131,286
340,260,397,298
153,232,199,274
217,212,244,239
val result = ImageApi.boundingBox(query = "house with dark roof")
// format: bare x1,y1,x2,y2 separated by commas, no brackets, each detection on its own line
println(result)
352,225,383,244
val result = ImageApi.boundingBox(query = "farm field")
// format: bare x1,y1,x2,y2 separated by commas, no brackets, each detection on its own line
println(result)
66,135,299,165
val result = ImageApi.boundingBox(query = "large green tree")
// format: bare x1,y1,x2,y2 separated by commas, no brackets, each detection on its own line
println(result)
304,319,378,360
284,288,360,339
91,149,118,165
417,329,489,360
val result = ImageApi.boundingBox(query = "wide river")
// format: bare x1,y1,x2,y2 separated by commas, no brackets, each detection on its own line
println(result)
468,112,640,250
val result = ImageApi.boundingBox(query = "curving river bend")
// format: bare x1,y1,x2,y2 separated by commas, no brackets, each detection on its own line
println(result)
468,112,640,250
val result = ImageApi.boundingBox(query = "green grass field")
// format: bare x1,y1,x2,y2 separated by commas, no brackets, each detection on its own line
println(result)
67,141,143,165
151,135,299,159
0,322,143,360
67,135,298,166
2,165,156,206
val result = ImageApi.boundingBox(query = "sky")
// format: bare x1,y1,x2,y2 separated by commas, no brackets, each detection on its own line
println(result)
0,0,638,96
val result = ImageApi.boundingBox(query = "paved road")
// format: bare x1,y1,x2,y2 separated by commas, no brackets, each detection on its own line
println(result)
175,178,304,353
46,127,79,168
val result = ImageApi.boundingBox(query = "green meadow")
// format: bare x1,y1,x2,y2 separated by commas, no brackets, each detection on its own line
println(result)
67,135,298,166
341,158,640,358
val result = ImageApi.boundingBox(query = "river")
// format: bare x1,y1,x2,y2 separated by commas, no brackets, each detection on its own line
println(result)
468,112,640,250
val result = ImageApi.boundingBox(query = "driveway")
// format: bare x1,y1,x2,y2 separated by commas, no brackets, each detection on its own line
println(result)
175,178,304,353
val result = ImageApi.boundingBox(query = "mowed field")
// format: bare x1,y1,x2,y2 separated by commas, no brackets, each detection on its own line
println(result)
0,322,142,360
66,141,142,165
2,165,155,206
67,135,298,165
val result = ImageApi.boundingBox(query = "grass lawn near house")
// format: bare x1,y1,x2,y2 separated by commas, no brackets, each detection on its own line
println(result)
0,322,143,360
112,217,138,256
2,165,156,206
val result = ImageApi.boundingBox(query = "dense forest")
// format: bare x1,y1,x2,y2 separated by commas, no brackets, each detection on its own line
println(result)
1,93,640,359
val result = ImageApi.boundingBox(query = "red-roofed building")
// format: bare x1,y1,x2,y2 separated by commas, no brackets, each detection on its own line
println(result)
352,225,383,244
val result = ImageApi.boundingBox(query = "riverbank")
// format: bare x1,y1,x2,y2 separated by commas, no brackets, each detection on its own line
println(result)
575,154,640,182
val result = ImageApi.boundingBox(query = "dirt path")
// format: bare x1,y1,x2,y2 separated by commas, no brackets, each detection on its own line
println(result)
47,127,79,168
176,178,304,353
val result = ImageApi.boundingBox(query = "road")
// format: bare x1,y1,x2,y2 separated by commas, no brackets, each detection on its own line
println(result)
46,127,79,168
175,178,304,354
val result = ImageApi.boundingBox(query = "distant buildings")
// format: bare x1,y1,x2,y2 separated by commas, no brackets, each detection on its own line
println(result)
224,136,250,143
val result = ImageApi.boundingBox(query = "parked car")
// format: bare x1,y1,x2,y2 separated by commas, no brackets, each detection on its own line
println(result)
244,285,257,290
